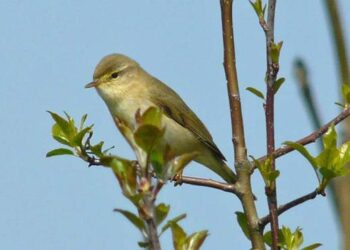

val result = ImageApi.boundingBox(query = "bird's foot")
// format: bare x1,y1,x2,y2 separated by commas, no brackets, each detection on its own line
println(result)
172,170,183,186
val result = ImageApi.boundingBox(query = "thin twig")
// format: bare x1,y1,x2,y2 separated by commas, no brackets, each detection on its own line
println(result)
220,0,265,249
260,189,322,230
179,175,239,194
257,106,350,163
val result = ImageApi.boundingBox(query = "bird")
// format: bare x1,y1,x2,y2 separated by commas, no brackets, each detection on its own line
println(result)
85,54,236,183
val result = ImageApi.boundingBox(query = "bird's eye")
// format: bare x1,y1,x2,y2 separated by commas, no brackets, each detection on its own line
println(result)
111,72,119,78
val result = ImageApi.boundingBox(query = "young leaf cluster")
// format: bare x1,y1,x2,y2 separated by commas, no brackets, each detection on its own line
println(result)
285,125,350,193
47,109,207,249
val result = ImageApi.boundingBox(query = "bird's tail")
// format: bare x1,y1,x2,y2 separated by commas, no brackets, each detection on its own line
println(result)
197,154,237,183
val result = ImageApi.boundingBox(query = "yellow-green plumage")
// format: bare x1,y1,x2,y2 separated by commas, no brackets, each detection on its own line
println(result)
86,54,236,183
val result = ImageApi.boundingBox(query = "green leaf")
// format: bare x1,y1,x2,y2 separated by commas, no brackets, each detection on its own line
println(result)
155,203,170,226
279,226,303,250
46,148,75,157
138,241,149,248
253,156,279,187
341,84,350,106
134,125,164,153
160,214,187,236
150,149,165,176
90,141,104,157
114,209,145,232
48,111,77,142
235,212,250,239
73,126,93,147
271,41,283,64
185,230,209,250
273,77,285,94
246,87,265,100
79,114,88,131
169,222,187,250
139,107,162,128
284,141,318,170
337,141,350,169
51,123,72,146
302,243,322,250
249,0,264,18
109,157,137,200
322,124,337,149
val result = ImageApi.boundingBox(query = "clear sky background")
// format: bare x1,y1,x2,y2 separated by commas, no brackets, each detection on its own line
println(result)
1,1,349,249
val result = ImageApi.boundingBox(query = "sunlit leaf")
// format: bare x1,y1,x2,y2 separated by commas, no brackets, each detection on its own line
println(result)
273,77,285,94
134,125,164,153
109,157,137,200
79,114,88,130
139,107,162,128
155,203,170,226
46,148,74,157
185,230,208,250
48,111,77,141
169,222,187,250
246,87,265,100
302,243,322,250
284,141,318,170
51,123,72,146
160,214,187,236
322,124,337,149
73,126,93,147
90,141,104,158
114,209,145,232
271,41,283,64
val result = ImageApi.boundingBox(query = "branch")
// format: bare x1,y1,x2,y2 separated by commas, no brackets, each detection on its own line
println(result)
220,0,247,162
144,202,161,250
260,189,322,230
263,0,279,248
179,175,239,194
220,1,265,249
257,106,350,163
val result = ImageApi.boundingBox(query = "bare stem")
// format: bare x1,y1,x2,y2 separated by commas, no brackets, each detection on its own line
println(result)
144,198,161,250
179,175,239,194
260,189,322,230
220,0,265,249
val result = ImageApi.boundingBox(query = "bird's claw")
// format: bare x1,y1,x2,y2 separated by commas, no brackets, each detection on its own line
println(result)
172,171,183,186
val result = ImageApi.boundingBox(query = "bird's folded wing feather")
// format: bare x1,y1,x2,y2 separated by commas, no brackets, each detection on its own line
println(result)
148,77,226,161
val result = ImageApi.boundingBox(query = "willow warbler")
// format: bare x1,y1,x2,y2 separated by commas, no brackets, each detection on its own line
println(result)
85,54,236,183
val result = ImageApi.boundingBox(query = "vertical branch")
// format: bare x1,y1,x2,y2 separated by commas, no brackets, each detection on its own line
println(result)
220,0,247,162
264,0,279,249
220,0,265,249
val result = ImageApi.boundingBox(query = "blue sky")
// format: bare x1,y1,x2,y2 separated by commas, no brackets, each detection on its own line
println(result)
1,1,349,249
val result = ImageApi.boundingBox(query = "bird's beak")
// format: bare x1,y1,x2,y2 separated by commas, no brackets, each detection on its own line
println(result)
85,80,99,88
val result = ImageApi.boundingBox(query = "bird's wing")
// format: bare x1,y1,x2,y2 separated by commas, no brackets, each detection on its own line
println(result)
148,77,226,161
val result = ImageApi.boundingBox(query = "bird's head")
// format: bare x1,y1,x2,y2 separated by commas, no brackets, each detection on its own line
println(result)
85,53,139,90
